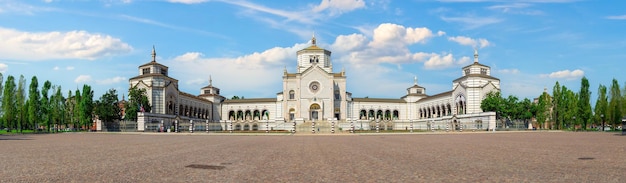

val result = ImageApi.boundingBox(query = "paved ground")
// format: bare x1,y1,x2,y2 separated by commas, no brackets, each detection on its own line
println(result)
0,131,625,182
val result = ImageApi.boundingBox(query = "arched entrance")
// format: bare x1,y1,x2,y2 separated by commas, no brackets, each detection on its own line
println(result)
310,104,321,121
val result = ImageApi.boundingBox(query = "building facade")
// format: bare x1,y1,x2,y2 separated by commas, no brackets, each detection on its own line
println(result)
130,37,499,132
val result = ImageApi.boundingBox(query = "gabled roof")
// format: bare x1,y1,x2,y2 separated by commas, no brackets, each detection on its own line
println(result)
453,74,500,83
462,62,489,69
416,91,453,103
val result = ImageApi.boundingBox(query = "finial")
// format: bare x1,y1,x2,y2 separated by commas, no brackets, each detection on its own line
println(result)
283,66,287,73
473,48,478,63
311,32,316,45
151,45,156,62
414,76,418,85
544,87,547,93
209,75,212,86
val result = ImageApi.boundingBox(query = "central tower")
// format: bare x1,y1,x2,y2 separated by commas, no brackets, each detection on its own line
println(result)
296,35,333,73
282,35,347,123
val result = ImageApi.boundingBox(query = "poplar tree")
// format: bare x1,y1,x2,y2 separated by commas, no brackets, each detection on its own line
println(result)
41,80,52,132
80,85,94,130
552,82,562,129
2,75,16,130
594,84,608,130
16,75,26,132
28,76,40,131
607,79,622,127
74,89,81,129
578,77,592,130
536,89,551,129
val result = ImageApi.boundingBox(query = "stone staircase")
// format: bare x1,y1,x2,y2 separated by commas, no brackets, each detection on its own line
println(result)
296,121,341,134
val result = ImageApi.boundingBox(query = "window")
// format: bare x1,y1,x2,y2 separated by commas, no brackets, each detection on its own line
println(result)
464,69,470,75
480,68,487,75
142,68,150,75
161,68,167,76
204,90,211,94
289,90,295,99
334,90,340,100
309,82,320,93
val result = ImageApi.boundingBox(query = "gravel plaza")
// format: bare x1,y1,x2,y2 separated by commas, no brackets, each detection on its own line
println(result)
1,131,625,182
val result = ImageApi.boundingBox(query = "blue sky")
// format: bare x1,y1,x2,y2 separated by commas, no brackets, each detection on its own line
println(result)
0,0,625,102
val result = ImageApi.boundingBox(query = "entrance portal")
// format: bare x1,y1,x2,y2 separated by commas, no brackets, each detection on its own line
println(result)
310,104,320,121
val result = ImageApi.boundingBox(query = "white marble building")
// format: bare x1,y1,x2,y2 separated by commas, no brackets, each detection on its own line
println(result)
130,37,499,132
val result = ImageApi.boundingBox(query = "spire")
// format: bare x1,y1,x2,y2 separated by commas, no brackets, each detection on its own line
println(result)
151,45,157,62
209,75,213,86
414,76,418,85
473,48,479,63
311,32,316,45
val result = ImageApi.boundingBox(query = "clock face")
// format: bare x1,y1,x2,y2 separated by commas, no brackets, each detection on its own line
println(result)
309,82,320,92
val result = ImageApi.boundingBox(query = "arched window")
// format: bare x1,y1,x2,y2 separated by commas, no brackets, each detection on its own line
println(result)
393,110,399,120
289,90,295,99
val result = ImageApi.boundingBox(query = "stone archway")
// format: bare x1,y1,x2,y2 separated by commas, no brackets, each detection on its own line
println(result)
310,104,321,121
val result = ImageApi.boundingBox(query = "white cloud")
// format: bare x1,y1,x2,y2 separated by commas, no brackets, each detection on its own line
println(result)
0,27,133,60
0,63,7,73
53,66,60,70
369,23,434,48
66,66,74,70
74,75,92,83
330,33,367,52
312,0,366,16
167,0,209,4
606,15,626,20
440,16,503,29
170,43,308,96
448,36,491,48
97,76,127,85
542,69,584,80
424,54,470,69
437,31,446,36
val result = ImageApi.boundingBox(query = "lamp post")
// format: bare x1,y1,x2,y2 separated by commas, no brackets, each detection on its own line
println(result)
601,114,604,132
410,119,413,133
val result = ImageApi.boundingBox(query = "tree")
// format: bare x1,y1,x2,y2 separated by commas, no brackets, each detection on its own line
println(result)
0,73,3,126
50,86,65,132
481,91,504,117
563,88,578,129
80,85,94,130
94,88,120,123
607,79,622,127
125,86,151,121
28,76,40,131
578,76,592,130
40,80,52,132
2,75,16,130
519,98,534,128
536,90,551,129
594,84,608,130
73,89,81,129
65,90,75,130
552,82,562,130
16,75,26,132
